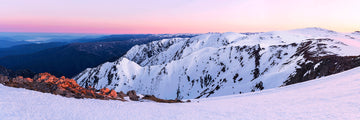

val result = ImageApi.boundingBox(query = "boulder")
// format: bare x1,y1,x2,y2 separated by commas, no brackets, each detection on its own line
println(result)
117,91,127,99
127,90,139,101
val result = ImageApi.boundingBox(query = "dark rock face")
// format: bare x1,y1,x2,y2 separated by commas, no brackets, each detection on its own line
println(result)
284,39,360,85
285,55,360,85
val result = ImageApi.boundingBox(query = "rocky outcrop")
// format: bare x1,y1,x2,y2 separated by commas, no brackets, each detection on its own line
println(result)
283,39,360,85
0,73,184,103
142,95,183,103
0,73,125,100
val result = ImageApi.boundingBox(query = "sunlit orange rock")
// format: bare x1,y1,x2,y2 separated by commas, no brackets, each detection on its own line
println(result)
24,78,33,83
0,72,132,101
100,88,110,94
108,90,117,98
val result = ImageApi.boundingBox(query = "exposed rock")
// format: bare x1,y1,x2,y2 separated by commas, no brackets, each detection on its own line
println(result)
100,88,110,95
0,73,126,101
142,95,183,103
284,39,360,85
127,90,139,101
108,90,118,98
117,91,127,99
0,75,8,84
0,73,201,103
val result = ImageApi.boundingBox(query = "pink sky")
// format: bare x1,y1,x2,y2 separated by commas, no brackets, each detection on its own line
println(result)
0,0,359,34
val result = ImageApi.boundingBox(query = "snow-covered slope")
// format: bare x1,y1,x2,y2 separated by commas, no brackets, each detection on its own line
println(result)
2,67,360,120
74,28,360,99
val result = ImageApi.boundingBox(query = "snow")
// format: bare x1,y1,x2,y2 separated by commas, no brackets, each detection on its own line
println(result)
74,28,360,99
2,67,360,120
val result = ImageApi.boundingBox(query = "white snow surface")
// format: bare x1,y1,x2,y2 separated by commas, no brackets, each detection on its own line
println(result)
2,67,360,120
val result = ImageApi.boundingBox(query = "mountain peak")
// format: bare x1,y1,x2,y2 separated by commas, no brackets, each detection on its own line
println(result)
289,27,337,33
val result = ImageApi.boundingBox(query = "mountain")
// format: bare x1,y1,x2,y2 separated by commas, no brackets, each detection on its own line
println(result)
74,27,360,99
0,42,68,57
0,38,31,48
1,65,360,119
0,32,104,46
95,34,200,42
0,34,197,78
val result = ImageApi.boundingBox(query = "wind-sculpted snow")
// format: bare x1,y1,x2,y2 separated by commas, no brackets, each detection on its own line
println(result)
74,28,360,99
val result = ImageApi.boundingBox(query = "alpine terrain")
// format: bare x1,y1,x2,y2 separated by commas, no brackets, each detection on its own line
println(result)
1,63,360,119
74,28,360,99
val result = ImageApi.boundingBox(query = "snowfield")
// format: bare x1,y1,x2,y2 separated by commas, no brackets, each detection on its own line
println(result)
1,67,360,120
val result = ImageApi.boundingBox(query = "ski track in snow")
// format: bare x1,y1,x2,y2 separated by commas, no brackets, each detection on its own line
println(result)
1,67,360,120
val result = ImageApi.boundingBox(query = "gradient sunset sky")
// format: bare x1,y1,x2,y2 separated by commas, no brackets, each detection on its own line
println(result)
0,0,359,34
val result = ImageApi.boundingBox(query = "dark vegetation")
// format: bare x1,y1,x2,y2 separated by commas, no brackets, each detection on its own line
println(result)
0,65,35,78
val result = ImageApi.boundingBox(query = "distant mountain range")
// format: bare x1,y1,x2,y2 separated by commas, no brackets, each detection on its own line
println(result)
0,42,68,57
0,34,198,78
0,39,31,48
0,32,104,48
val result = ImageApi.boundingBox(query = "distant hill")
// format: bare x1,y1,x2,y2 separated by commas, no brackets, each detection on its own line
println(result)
0,39,31,48
0,42,68,57
0,32,104,48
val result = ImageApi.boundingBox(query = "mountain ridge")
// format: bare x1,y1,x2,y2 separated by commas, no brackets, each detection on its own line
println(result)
74,28,360,99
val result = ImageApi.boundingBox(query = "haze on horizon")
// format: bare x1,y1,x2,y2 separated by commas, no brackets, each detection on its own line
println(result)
0,0,359,34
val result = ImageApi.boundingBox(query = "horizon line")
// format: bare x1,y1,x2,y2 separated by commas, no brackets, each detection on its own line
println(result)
0,27,358,35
